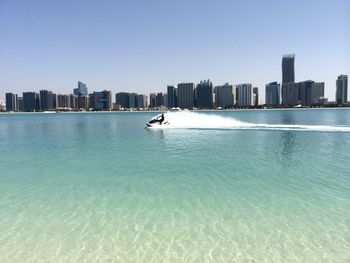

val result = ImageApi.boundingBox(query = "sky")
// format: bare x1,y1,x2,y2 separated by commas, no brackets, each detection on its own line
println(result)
0,0,349,102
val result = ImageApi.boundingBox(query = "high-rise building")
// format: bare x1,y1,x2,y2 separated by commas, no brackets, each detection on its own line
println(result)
70,94,78,110
253,87,259,106
282,82,300,106
299,80,314,105
156,92,164,107
78,95,89,110
5,93,19,111
236,83,253,107
57,94,71,109
167,85,176,108
115,92,130,109
177,83,194,109
90,90,112,110
18,97,24,111
196,80,213,109
129,93,138,108
214,83,234,108
265,82,280,106
336,75,348,104
311,82,325,104
74,81,88,96
23,92,40,112
149,93,157,108
39,90,54,111
137,94,148,108
282,54,295,84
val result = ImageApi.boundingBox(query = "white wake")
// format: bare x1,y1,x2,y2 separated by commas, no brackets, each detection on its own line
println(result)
147,112,350,132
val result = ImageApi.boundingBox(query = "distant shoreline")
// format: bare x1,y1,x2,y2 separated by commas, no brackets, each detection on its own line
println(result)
1,107,350,115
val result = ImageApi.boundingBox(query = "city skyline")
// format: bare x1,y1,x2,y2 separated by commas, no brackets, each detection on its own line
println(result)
1,0,349,101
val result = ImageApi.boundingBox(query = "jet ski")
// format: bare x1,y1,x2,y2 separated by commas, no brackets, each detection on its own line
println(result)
146,114,169,127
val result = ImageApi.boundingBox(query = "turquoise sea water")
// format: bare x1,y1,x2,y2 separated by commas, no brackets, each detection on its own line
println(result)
0,109,349,262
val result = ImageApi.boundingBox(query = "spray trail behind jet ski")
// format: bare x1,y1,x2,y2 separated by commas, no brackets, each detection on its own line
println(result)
147,112,350,132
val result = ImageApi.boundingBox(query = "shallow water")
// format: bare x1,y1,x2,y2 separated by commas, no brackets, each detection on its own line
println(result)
0,109,349,262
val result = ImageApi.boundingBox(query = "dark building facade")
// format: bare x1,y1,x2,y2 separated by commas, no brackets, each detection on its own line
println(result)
336,75,348,104
196,80,213,109
156,93,164,107
23,92,40,112
265,82,280,106
167,85,176,108
74,81,88,96
5,93,19,111
149,93,157,108
90,91,112,110
40,90,54,111
282,54,295,84
115,92,130,108
281,83,300,106
177,83,195,109
129,93,138,108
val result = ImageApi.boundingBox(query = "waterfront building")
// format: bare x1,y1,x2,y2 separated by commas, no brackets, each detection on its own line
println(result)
214,83,234,108
282,54,295,84
137,94,148,108
253,87,259,106
5,93,19,111
18,97,24,111
90,90,112,110
39,90,54,111
236,83,253,107
70,94,78,110
23,92,40,112
177,83,195,109
57,94,71,109
78,95,89,110
74,81,88,96
265,82,280,106
336,75,348,104
167,85,176,108
311,82,325,104
115,92,130,109
156,92,164,107
129,93,138,109
149,93,157,108
282,82,300,106
299,81,325,105
196,80,213,109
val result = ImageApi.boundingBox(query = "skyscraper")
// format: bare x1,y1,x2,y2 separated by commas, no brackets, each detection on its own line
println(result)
265,82,280,106
129,93,138,108
137,94,148,108
253,87,259,106
214,83,234,108
167,85,176,108
236,83,253,107
336,75,348,104
74,81,88,96
23,92,40,112
5,93,19,111
282,54,295,83
115,92,130,109
149,93,157,108
196,80,213,109
156,92,164,107
177,83,194,109
281,82,300,106
40,90,54,111
90,90,112,110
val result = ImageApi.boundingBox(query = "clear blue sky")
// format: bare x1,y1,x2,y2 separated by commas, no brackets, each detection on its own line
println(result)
0,0,349,102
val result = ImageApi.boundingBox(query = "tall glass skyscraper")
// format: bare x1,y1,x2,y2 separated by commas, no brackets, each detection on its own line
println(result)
265,82,280,106
196,80,213,109
167,85,176,108
282,54,295,83
177,83,195,109
336,75,348,104
74,81,88,96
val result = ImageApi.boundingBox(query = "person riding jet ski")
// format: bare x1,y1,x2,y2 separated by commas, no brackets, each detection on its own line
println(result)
146,113,168,127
